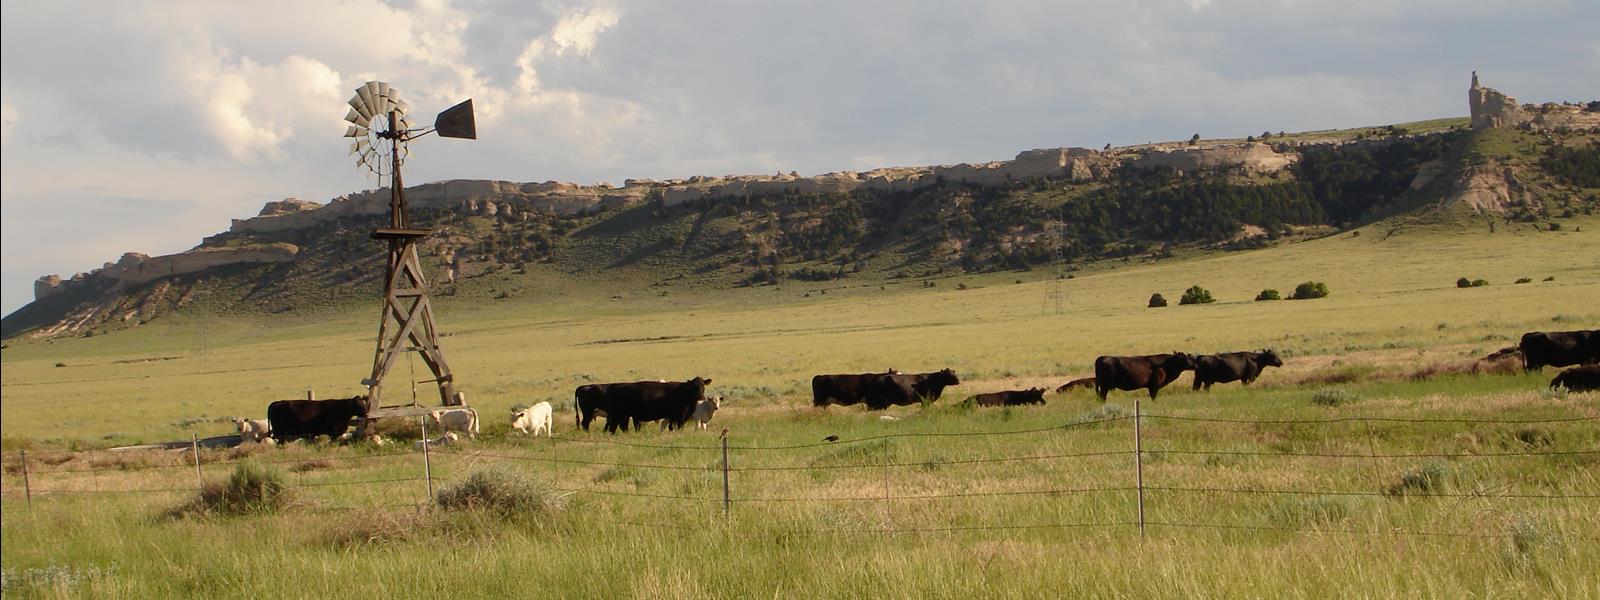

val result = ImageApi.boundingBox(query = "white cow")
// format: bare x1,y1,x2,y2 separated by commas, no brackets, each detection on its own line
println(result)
428,407,479,439
512,402,554,436
413,432,460,451
231,417,272,443
691,396,722,430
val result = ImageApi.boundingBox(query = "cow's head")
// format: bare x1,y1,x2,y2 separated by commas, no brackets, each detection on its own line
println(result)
1026,388,1047,402
1259,349,1284,367
709,395,723,409
1168,352,1198,370
230,417,247,431
932,368,960,386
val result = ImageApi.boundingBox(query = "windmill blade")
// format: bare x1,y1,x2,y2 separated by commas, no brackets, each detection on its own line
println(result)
376,81,391,102
356,86,377,115
344,107,366,126
394,98,409,115
343,125,367,138
349,95,373,121
348,139,368,155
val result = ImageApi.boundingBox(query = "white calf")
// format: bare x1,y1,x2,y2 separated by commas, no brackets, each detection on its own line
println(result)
512,402,554,436
691,396,722,430
232,417,272,443
428,408,479,439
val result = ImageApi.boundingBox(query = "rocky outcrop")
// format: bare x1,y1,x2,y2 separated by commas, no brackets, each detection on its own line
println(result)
1126,142,1297,174
257,198,322,216
1446,162,1526,214
1469,72,1530,130
32,245,299,302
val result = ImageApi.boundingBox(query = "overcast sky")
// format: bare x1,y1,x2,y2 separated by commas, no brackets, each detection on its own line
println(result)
3,1,1597,315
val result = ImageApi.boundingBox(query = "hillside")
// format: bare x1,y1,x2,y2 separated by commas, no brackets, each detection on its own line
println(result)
5,78,1598,340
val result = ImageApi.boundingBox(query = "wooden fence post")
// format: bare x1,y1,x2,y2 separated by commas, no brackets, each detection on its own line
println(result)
1134,398,1146,539
20,450,32,508
720,428,731,523
191,434,204,491
420,416,435,503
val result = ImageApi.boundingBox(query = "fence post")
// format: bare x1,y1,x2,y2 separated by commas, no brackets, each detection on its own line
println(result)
20,450,32,508
191,434,203,491
420,416,435,503
720,428,731,523
1134,398,1146,539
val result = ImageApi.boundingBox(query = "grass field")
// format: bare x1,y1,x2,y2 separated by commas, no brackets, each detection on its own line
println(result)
2,216,1598,598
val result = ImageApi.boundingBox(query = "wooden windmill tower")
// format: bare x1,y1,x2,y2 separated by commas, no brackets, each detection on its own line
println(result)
341,82,476,411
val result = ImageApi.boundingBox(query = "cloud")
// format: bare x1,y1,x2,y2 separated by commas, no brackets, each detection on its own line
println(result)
4,0,1600,314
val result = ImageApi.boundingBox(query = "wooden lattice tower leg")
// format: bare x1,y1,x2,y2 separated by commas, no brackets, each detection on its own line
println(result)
363,108,460,408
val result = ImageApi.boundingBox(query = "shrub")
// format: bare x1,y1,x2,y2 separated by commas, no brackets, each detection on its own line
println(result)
1291,281,1329,299
1311,388,1357,406
1471,279,1488,287
1456,277,1472,288
1255,289,1281,301
1384,461,1453,497
176,461,290,517
1178,285,1215,305
1515,277,1532,284
1147,293,1168,308
437,470,567,517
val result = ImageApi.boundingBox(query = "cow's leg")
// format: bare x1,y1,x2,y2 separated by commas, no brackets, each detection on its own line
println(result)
1096,385,1108,401
1192,377,1204,391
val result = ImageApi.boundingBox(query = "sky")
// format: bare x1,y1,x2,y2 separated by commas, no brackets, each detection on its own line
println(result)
2,0,1598,315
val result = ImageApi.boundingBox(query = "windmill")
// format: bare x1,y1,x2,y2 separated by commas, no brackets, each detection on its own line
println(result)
1042,222,1068,315
342,81,476,412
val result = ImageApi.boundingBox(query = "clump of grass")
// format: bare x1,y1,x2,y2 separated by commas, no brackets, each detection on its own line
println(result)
1384,461,1452,497
1512,427,1554,448
1311,388,1357,406
593,464,656,489
173,461,291,517
1508,516,1556,556
289,458,332,473
1271,497,1350,527
1541,385,1568,401
1299,364,1378,386
810,439,898,467
321,509,427,547
436,470,567,517
1072,404,1134,424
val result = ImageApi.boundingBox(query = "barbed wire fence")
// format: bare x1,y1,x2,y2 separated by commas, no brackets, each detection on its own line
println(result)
2,405,1596,541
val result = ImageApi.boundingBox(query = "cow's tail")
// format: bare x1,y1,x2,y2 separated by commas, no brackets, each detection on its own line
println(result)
574,390,584,429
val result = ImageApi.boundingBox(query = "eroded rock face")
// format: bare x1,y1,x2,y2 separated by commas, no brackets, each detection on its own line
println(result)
31,245,299,302
1469,72,1530,130
1127,142,1297,174
258,198,323,216
1448,162,1526,214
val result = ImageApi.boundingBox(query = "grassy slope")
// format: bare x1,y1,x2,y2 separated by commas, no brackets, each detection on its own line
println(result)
2,177,1598,599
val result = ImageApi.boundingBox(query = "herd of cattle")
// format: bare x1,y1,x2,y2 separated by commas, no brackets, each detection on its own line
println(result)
242,330,1597,445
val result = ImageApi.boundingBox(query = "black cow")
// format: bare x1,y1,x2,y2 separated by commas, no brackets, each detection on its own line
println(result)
587,378,713,433
973,388,1046,407
812,369,899,408
862,369,961,410
1055,377,1096,393
1520,330,1600,371
574,383,614,432
1551,365,1600,392
1192,350,1283,391
267,396,368,442
1093,353,1197,400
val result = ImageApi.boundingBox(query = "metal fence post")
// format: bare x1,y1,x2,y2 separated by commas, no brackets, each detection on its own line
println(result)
1134,398,1146,539
420,416,435,503
720,428,731,522
20,450,32,508
191,434,203,491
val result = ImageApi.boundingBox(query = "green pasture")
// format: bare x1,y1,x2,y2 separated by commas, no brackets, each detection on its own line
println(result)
1,216,1598,598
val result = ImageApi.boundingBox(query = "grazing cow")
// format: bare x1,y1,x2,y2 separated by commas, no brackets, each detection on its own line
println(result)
690,396,722,430
413,432,460,451
1520,330,1600,371
574,384,615,431
861,369,961,410
231,417,272,443
972,388,1047,407
429,407,479,439
588,378,713,433
1093,353,1197,400
1192,350,1284,391
1551,365,1600,392
1055,377,1097,393
812,369,901,408
267,396,368,443
512,402,555,436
